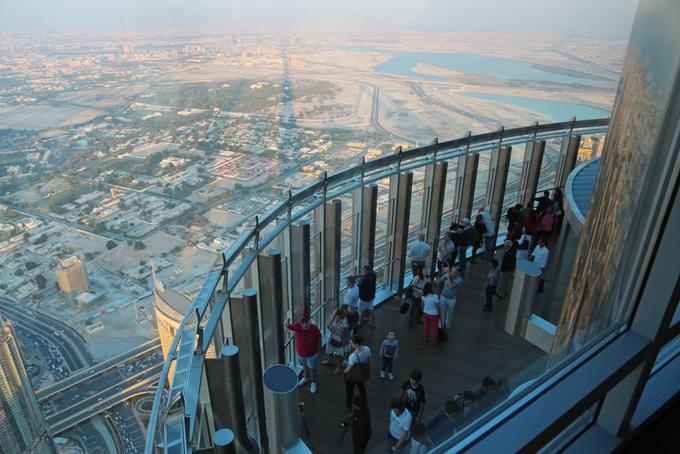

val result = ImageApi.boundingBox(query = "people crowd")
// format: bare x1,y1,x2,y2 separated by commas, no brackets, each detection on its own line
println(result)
285,188,562,452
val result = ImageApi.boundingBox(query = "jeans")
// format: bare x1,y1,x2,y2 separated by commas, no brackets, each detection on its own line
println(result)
484,235,496,259
485,285,496,310
382,356,394,373
422,313,440,344
439,296,456,329
457,246,467,274
345,379,367,408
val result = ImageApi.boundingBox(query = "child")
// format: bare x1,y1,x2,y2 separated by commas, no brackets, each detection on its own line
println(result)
409,422,433,454
379,331,399,380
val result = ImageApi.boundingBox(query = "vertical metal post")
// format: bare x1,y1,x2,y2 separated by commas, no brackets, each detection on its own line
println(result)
352,184,378,271
487,145,512,230
230,289,268,452
422,161,447,276
457,153,479,223
555,135,581,188
262,365,303,453
213,428,236,454
205,345,251,454
323,199,342,310
385,172,413,293
290,221,311,321
257,249,286,366
519,140,545,208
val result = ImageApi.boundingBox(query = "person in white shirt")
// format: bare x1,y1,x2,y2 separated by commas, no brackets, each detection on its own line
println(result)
478,207,496,260
530,237,550,293
343,275,360,310
421,282,441,344
389,399,412,452
530,237,550,272
408,233,432,276
516,227,533,261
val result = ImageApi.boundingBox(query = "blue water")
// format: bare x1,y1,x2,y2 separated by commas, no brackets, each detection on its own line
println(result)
462,91,610,121
343,46,612,85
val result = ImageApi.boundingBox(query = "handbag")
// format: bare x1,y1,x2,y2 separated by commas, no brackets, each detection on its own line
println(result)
346,354,371,382
400,300,411,314
329,337,343,348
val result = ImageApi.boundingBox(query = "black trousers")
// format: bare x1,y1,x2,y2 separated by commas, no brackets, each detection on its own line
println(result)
485,285,496,310
382,356,394,373
345,380,367,408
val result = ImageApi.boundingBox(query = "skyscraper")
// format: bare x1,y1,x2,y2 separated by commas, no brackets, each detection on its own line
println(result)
55,256,89,295
152,269,191,385
0,316,55,453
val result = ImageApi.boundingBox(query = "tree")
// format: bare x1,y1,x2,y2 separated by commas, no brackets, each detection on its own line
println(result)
25,261,37,270
84,252,94,261
34,233,48,245
35,274,47,290
139,260,147,267
14,269,24,276
106,240,117,250
134,240,146,250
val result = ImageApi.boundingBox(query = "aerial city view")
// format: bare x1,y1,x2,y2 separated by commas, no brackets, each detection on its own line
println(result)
0,1,640,453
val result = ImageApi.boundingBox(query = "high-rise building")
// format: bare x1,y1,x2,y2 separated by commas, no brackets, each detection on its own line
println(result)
55,256,89,295
152,270,191,385
0,316,55,453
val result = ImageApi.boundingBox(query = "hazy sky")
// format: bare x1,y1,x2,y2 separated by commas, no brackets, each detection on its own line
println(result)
0,0,638,39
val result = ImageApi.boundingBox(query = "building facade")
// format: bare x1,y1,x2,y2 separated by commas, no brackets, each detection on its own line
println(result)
55,256,89,295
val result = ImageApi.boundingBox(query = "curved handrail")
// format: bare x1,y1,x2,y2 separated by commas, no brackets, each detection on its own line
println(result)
145,118,609,452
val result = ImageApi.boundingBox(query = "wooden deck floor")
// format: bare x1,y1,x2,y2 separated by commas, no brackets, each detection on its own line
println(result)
298,256,547,453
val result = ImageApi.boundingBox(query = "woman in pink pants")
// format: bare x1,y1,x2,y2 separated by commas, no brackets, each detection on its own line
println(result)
420,282,441,345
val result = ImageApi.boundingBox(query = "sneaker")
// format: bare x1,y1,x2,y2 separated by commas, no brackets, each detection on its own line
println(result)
388,373,394,381
380,371,386,379
310,382,318,394
298,377,310,387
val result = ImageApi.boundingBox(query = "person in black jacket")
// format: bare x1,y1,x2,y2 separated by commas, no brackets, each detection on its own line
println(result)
358,265,377,328
349,394,372,453
497,240,517,298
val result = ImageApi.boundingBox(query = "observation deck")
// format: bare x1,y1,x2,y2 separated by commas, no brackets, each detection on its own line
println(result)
146,118,610,453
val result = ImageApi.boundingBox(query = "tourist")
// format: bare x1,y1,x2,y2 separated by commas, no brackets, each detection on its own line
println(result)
344,335,372,410
535,190,552,215
478,207,496,260
439,267,462,330
506,203,522,234
436,231,455,275
538,205,556,241
516,226,533,261
471,214,486,264
346,305,360,336
530,237,550,293
456,218,474,274
343,275,360,310
408,266,429,328
523,204,539,237
421,282,441,344
409,422,432,454
358,265,377,328
483,259,499,312
349,394,372,454
323,308,349,374
401,369,426,422
388,399,412,453
426,400,460,446
379,331,399,380
407,233,431,277
497,240,517,298
286,317,322,394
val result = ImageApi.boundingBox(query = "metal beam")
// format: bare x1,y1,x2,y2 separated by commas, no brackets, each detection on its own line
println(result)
351,184,378,272
423,161,448,276
519,140,546,207
556,135,581,188
486,145,512,231
454,153,479,224
385,172,414,293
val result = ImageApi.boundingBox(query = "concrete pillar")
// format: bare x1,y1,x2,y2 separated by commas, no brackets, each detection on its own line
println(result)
519,140,546,208
486,145,512,230
351,184,378,273
257,249,286,366
205,345,251,454
385,172,413,293
323,200,342,310
505,259,542,336
422,161,448,276
290,221,311,321
263,365,302,453
453,153,479,224
556,135,581,188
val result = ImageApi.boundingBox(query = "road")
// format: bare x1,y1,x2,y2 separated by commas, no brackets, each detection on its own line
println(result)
407,81,500,126
368,84,415,144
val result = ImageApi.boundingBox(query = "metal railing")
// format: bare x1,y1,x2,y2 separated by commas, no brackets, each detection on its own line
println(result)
145,118,609,453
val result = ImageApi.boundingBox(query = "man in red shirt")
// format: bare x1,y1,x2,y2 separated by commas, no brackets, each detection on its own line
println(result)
286,317,322,394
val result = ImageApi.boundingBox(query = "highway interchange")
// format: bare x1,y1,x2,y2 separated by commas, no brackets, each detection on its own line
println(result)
0,296,161,453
